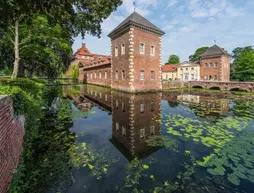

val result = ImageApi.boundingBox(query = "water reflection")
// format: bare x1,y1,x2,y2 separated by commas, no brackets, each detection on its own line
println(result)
74,86,162,160
71,86,231,161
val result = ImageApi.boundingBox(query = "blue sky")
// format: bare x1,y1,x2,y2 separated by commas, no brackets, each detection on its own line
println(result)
72,0,254,63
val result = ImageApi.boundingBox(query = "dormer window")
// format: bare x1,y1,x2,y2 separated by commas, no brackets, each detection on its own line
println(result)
121,43,125,55
115,46,118,57
150,45,155,56
140,43,145,54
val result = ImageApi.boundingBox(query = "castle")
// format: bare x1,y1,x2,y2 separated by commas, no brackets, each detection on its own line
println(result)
72,11,165,92
72,11,231,92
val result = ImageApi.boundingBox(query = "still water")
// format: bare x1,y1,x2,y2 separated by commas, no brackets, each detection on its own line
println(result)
18,85,254,193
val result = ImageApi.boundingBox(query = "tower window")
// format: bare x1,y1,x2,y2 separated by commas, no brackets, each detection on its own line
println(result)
99,72,102,79
140,103,145,113
209,63,213,67
150,102,155,111
140,43,145,54
115,46,118,56
150,126,155,136
214,62,217,67
94,72,96,79
122,126,126,138
115,70,118,80
105,71,107,79
150,45,155,56
140,128,145,140
140,70,144,80
122,70,125,80
121,43,125,55
116,122,119,132
150,71,155,80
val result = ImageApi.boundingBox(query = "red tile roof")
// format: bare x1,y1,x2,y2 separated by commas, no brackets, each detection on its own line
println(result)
161,64,178,72
74,43,92,56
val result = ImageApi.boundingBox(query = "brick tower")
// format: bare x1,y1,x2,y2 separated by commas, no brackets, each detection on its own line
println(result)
108,11,165,92
200,45,230,82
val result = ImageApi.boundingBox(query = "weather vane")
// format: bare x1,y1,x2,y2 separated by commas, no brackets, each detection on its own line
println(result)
214,39,216,45
133,1,136,11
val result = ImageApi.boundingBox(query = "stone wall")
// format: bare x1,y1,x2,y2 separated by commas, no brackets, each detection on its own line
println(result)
0,96,25,193
162,81,183,90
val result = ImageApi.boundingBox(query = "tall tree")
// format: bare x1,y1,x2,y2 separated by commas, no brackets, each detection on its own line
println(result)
232,47,254,81
0,0,122,79
2,15,72,78
167,55,180,64
189,47,209,62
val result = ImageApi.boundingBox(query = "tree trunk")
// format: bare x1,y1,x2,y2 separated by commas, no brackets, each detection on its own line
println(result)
11,20,20,80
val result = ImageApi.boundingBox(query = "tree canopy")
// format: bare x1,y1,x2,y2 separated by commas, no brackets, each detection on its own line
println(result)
0,0,122,79
167,55,180,64
231,46,254,81
189,47,209,62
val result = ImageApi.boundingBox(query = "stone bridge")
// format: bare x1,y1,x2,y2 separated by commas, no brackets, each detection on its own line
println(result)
188,81,254,92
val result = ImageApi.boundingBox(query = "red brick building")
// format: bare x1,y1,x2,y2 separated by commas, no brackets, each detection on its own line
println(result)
200,45,230,81
71,43,111,83
75,11,165,92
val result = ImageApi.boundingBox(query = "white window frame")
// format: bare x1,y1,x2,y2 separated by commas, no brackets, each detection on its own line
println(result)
150,45,155,56
150,71,155,80
140,128,145,140
115,70,118,80
140,42,145,54
116,122,119,132
122,70,125,80
115,46,118,57
150,126,155,136
140,70,145,80
121,43,125,55
140,103,145,113
122,126,126,138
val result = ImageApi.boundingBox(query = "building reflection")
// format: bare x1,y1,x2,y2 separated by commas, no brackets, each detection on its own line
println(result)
162,91,229,118
74,86,162,161
110,91,162,161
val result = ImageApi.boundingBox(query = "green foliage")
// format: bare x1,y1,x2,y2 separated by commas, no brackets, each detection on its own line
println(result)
167,55,180,64
0,0,122,38
189,47,209,62
232,47,254,81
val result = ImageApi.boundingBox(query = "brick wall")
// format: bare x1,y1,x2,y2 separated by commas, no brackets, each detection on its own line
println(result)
200,55,230,81
83,64,111,86
0,96,25,193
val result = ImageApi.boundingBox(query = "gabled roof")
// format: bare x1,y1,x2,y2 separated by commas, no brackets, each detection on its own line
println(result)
108,11,165,38
161,64,178,72
73,43,92,56
200,45,230,58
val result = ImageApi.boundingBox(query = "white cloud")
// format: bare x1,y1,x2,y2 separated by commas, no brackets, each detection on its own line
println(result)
168,0,178,8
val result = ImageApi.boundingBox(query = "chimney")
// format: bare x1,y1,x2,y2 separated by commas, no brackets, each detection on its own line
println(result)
82,43,86,47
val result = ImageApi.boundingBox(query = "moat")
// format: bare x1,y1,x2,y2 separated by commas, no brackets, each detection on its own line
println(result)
16,85,254,193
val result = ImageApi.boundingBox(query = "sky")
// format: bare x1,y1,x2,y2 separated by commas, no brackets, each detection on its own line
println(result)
72,0,254,63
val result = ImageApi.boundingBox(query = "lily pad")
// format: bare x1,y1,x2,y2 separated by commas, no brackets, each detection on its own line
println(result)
228,174,240,186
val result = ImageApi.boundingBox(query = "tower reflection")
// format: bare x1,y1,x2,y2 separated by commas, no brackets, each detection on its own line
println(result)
76,86,162,161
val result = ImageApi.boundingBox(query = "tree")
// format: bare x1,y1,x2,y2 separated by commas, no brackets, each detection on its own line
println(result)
167,55,180,64
0,0,122,79
189,47,209,62
2,15,73,78
233,49,254,81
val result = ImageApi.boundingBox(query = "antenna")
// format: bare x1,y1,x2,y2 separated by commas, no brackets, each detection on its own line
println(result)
133,1,136,11
214,39,216,45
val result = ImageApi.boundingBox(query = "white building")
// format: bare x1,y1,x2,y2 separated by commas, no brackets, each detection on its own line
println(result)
177,61,200,81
